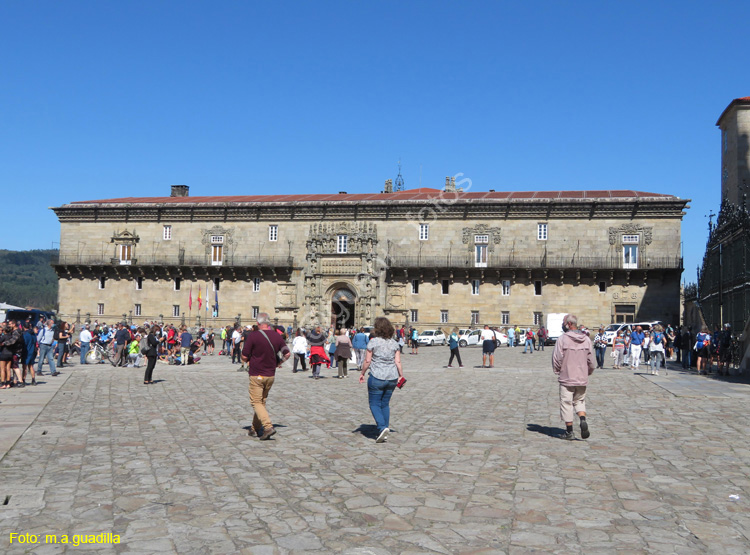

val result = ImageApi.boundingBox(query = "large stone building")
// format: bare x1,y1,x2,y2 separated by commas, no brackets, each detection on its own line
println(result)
698,97,750,332
52,182,688,330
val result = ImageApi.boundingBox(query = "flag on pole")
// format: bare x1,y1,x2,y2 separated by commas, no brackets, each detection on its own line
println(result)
205,284,209,315
189,285,193,311
197,286,202,311
214,289,219,317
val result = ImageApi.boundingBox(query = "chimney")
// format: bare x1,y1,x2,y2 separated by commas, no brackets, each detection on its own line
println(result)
445,176,456,192
384,179,393,193
170,185,189,197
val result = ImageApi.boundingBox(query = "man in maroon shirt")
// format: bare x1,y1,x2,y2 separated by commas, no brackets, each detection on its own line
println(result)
241,313,291,440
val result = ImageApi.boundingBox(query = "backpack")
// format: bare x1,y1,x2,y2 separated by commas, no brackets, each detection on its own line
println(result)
140,336,151,355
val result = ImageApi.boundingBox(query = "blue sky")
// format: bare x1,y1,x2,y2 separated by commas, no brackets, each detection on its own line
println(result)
2,1,748,283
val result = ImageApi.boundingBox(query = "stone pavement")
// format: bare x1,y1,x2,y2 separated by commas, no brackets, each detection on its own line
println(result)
1,344,750,554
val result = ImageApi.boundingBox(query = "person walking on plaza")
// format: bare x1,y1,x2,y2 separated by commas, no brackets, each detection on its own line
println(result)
612,330,626,369
447,327,463,368
648,324,667,376
79,323,92,364
507,326,515,348
327,330,338,369
352,328,368,368
242,313,291,440
23,324,38,385
335,328,353,378
695,326,712,374
113,322,130,367
291,329,308,373
522,328,534,354
552,314,595,440
56,321,70,368
481,325,496,367
410,327,419,355
142,325,161,384
681,326,692,369
537,326,547,351
37,319,59,377
306,325,329,379
629,326,645,370
593,327,607,369
359,317,404,443
179,326,192,366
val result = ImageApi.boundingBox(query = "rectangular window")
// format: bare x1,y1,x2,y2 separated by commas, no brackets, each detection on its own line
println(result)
337,234,348,254
135,277,143,290
599,281,606,293
441,280,450,295
410,309,418,323
502,280,511,296
470,311,480,325
534,280,542,296
269,225,278,242
211,245,223,266
253,278,260,293
135,304,142,317
252,306,259,319
440,310,448,324
471,279,480,296
419,223,429,241
119,244,132,265
501,311,510,325
172,305,180,317
211,235,224,244
174,278,181,291
537,223,548,241
475,245,488,267
623,245,638,269
213,278,221,292
411,279,419,294
97,303,104,316
622,234,640,244
474,234,489,244
614,304,636,324
99,277,106,290
163,225,172,240
533,312,543,326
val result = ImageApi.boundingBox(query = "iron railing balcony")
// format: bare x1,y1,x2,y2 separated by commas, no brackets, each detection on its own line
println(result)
387,254,683,271
52,253,294,268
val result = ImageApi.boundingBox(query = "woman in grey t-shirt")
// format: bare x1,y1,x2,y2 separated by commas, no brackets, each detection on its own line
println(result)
359,317,404,443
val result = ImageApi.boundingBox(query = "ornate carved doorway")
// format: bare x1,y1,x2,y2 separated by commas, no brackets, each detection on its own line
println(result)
331,288,356,329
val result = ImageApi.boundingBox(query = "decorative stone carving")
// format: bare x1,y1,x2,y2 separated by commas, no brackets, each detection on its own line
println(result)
110,229,140,244
201,225,235,256
608,224,652,245
307,222,378,254
461,224,502,252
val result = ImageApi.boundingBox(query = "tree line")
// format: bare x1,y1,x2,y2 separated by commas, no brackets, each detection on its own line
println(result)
0,249,58,311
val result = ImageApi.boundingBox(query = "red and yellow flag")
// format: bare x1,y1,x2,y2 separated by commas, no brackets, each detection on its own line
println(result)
197,286,202,310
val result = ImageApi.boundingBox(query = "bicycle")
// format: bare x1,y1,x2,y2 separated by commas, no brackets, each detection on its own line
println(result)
85,342,117,366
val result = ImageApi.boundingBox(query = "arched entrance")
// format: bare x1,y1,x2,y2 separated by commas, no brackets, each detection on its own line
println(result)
331,288,356,329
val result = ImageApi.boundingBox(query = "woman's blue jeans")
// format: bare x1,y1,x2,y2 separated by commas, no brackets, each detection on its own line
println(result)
367,375,397,433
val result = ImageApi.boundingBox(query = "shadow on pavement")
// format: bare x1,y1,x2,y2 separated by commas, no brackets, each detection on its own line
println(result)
526,423,565,437
352,424,379,439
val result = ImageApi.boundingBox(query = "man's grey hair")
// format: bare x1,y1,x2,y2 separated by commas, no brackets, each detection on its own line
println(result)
256,312,271,325
564,314,578,328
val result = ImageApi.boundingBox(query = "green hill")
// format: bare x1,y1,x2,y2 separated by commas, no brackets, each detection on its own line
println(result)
0,249,58,310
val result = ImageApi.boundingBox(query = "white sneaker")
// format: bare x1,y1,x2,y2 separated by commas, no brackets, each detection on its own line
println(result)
376,428,389,443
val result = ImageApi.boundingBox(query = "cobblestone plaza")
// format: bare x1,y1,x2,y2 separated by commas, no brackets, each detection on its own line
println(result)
1,346,749,553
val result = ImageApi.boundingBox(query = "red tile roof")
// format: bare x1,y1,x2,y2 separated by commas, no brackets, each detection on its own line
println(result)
70,188,680,206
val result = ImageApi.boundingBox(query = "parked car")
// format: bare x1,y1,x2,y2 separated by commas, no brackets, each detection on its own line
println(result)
458,329,508,347
417,330,446,345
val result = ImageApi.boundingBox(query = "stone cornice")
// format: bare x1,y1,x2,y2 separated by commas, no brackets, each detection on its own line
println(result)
53,197,689,223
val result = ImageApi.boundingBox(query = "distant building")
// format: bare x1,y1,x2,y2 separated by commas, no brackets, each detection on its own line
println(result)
52,182,688,330
697,97,750,332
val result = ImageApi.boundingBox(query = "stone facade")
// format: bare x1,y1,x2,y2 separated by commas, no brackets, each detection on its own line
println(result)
717,97,750,208
52,186,689,330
